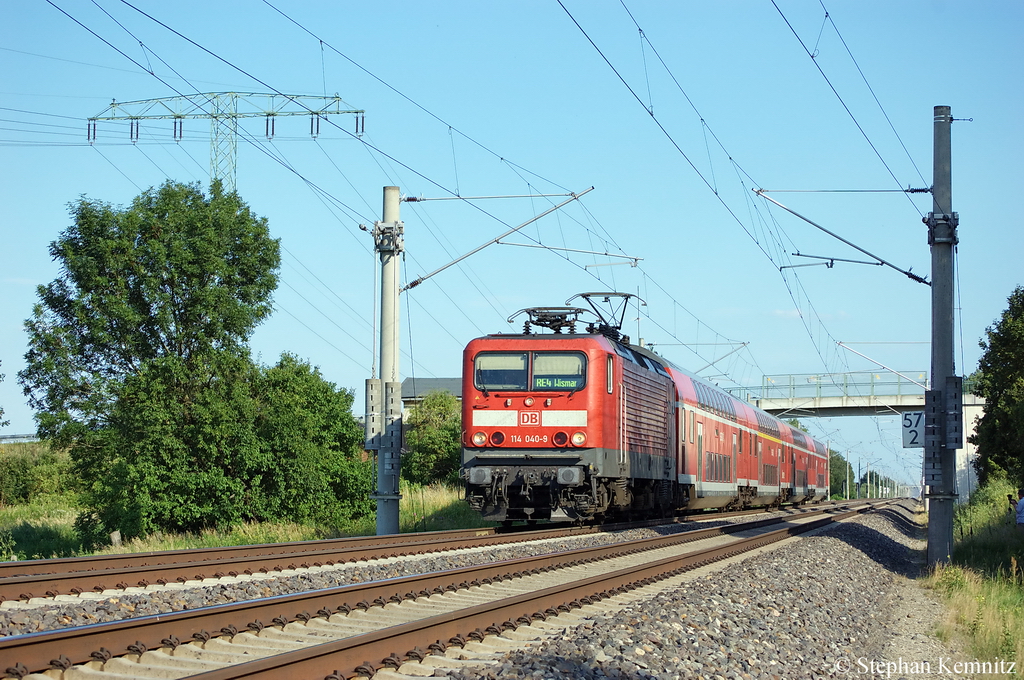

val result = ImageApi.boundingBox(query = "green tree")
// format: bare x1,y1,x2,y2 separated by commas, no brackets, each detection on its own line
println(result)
250,353,372,526
784,418,808,433
402,390,462,485
20,180,279,448
829,449,852,499
971,286,1024,486
72,350,263,540
19,181,285,541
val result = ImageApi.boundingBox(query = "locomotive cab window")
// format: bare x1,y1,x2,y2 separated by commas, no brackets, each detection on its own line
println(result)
532,352,586,391
474,352,529,390
474,351,586,392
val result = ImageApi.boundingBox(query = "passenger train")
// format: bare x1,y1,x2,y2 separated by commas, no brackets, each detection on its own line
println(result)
461,293,830,523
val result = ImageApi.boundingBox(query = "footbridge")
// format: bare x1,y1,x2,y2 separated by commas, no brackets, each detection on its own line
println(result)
723,370,983,421
724,371,935,418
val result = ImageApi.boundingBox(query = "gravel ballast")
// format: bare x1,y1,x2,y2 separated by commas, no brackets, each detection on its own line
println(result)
446,502,975,680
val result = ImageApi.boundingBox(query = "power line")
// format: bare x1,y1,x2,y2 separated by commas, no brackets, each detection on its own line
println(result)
65,0,791,388
259,1,752,366
563,1,935,407
562,2,845,379
91,144,141,191
273,304,367,370
818,1,929,189
770,1,922,214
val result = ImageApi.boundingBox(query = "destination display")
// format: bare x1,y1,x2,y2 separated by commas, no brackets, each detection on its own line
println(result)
533,376,583,390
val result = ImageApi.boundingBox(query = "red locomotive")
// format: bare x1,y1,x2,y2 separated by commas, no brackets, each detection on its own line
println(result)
461,293,829,523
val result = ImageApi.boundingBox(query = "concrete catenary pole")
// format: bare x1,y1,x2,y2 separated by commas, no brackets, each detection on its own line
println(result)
371,186,404,535
925,106,960,566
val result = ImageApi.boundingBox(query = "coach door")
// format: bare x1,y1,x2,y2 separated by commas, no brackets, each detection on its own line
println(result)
790,446,797,490
757,439,763,488
677,407,685,481
696,421,704,497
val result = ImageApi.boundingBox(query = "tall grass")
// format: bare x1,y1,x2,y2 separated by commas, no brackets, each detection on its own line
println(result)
91,521,333,555
338,481,493,536
931,561,1023,670
1,480,488,560
1,441,83,559
924,474,1024,672
0,492,83,560
953,475,1023,575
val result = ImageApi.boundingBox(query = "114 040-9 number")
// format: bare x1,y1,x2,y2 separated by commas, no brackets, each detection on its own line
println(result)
509,434,549,444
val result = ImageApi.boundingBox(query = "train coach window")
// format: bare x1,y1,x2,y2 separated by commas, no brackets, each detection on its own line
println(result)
606,355,614,394
475,352,529,390
533,352,586,391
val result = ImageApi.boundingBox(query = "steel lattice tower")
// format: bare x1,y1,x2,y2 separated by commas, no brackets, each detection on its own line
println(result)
88,92,365,193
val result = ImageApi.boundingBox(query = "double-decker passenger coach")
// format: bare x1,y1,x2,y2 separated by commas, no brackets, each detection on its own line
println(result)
461,293,829,524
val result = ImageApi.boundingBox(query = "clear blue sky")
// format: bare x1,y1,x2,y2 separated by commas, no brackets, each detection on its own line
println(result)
2,1,1021,487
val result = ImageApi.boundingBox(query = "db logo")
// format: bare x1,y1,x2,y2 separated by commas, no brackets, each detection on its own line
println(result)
519,411,540,426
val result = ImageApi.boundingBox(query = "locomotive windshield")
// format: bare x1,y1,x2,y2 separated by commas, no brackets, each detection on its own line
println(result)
474,352,529,390
532,352,585,390
474,351,586,392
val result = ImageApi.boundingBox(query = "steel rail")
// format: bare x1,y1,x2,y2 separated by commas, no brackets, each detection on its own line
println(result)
0,525,603,602
0,503,883,677
186,509,876,679
0,498,864,583
0,500,865,602
0,527,505,580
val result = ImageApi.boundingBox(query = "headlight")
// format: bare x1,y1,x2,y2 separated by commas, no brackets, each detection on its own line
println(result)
571,431,587,446
490,431,505,445
472,432,487,446
553,431,568,446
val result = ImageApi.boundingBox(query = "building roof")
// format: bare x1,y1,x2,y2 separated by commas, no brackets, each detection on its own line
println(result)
401,377,462,401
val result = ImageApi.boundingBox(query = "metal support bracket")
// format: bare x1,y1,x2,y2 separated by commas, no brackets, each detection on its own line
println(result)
373,220,405,253
924,212,959,246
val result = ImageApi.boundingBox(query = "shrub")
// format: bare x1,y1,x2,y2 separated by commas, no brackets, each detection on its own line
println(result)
0,442,74,505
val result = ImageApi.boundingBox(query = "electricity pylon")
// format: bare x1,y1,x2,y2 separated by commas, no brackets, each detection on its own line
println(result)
88,92,365,193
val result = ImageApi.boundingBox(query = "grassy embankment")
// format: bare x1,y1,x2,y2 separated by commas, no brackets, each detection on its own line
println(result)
923,475,1024,670
1,441,491,561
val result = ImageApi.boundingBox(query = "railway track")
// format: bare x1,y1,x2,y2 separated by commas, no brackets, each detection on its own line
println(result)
0,500,869,605
1,500,888,679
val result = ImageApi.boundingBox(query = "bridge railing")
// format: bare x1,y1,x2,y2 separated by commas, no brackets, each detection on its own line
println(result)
724,371,930,403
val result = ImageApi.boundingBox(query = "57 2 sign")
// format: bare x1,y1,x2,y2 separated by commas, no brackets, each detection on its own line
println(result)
902,411,924,448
